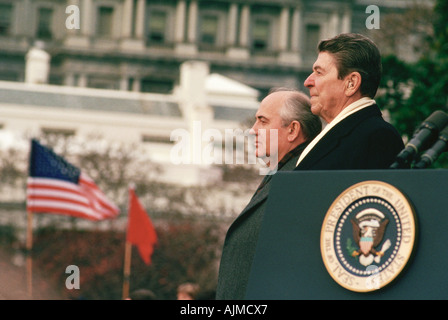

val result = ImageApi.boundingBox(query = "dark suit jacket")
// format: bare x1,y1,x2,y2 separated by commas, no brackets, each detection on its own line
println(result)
295,105,404,170
215,144,306,300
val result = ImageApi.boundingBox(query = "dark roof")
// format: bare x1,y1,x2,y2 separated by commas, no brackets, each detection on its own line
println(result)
0,87,182,117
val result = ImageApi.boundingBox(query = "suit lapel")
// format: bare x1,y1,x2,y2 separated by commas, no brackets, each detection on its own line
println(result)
232,151,301,222
236,175,271,219
297,105,380,170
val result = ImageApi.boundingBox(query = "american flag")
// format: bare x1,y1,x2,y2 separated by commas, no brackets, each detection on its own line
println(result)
26,139,120,220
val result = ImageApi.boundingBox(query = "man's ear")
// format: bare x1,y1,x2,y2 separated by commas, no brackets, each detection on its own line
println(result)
288,121,301,142
345,72,362,97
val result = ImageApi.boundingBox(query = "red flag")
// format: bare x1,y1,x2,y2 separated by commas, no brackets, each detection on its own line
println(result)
126,186,157,265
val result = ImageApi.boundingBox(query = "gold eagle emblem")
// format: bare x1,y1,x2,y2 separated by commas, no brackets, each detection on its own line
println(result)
350,208,391,266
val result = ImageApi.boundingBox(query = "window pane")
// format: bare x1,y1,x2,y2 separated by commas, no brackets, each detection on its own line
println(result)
253,20,269,39
148,10,167,43
0,4,12,35
305,24,320,54
37,8,53,39
149,11,166,30
252,19,270,50
98,7,113,36
200,15,218,45
88,76,119,90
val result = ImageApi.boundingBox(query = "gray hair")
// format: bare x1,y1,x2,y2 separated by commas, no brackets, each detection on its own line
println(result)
269,87,322,141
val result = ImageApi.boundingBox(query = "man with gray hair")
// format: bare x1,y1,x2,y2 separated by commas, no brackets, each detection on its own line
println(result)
216,88,322,300
295,33,404,170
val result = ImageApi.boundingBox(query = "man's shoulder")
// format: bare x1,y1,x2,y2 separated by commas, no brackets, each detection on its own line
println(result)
278,143,307,171
343,104,399,134
280,154,301,171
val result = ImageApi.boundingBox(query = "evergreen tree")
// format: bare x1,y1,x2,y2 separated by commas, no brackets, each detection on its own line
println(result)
378,0,448,168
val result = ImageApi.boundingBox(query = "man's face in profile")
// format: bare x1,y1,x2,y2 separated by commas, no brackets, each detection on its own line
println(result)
250,92,290,161
304,51,347,123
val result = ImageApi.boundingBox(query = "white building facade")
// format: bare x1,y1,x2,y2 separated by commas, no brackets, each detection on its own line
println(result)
0,0,375,96
0,0,425,194
0,57,260,185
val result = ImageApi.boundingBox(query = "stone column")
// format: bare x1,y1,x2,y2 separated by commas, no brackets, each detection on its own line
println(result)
177,61,213,166
341,8,352,33
120,0,145,51
279,7,289,51
119,77,129,91
78,74,88,87
239,5,250,47
329,11,339,38
290,7,302,52
25,45,51,84
81,0,93,37
64,73,75,86
176,0,197,55
19,0,32,37
178,61,210,119
174,0,186,43
278,6,301,65
227,4,249,59
187,0,198,43
121,0,134,38
226,3,238,46
135,0,145,39
132,78,141,92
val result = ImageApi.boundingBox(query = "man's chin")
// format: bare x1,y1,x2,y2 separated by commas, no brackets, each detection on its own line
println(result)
310,103,321,115
255,147,266,158
256,154,271,162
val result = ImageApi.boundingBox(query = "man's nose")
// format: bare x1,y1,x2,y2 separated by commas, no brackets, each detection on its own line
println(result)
249,126,256,135
249,122,257,135
304,74,314,88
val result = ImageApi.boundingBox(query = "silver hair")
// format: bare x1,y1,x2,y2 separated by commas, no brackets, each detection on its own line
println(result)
268,87,322,141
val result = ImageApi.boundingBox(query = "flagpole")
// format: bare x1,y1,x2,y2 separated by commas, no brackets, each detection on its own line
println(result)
122,184,134,300
26,210,33,298
122,241,132,299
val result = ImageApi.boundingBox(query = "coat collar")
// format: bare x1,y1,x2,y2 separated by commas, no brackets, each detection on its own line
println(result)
296,98,375,167
236,142,307,218
296,104,381,170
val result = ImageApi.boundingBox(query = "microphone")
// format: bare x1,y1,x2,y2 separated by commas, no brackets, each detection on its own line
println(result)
390,110,448,169
414,125,448,169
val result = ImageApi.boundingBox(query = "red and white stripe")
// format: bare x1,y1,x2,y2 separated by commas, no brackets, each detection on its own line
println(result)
27,172,119,221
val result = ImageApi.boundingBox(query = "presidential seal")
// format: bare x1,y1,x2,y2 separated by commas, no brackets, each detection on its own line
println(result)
320,180,417,292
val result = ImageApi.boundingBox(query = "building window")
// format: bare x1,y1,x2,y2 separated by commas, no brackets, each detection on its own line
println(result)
41,127,76,137
147,9,167,44
199,14,219,46
97,6,114,37
142,135,172,144
37,7,53,40
251,18,271,51
141,78,173,94
305,24,320,55
0,71,18,82
88,76,119,90
0,4,12,36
